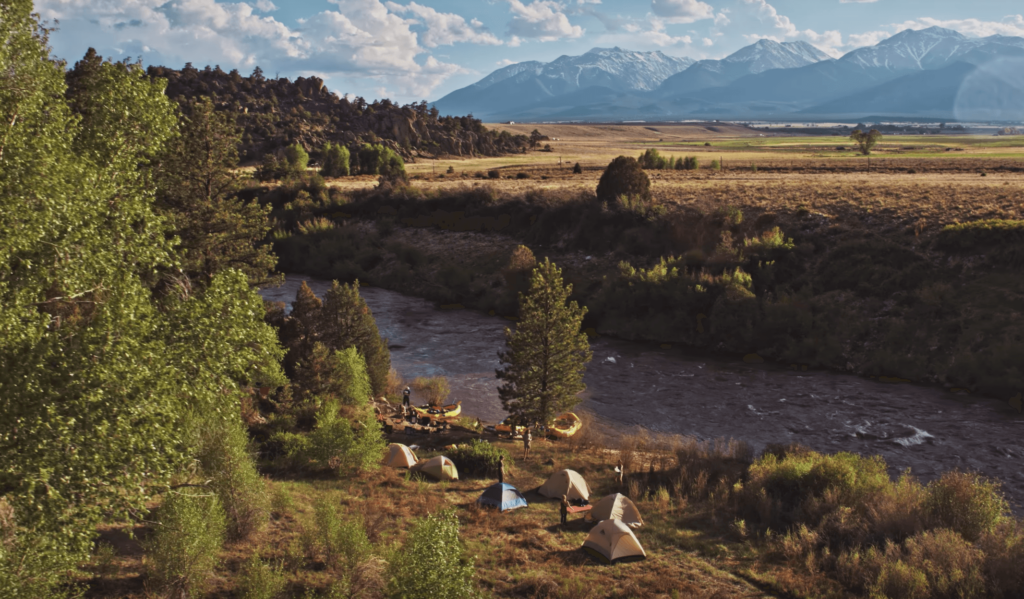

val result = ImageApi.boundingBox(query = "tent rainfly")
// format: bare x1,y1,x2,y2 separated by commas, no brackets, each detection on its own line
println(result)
419,455,459,481
477,483,528,512
590,493,643,528
538,469,591,501
383,443,417,468
582,519,647,564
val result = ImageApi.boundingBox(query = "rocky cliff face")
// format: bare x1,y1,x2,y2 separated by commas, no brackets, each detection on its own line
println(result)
148,64,528,162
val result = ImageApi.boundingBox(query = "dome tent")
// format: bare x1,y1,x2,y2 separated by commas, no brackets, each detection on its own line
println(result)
590,493,643,528
417,455,459,481
538,469,590,501
582,519,647,564
477,483,528,512
383,443,417,468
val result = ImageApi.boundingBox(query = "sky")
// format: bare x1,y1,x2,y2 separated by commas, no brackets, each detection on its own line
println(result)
38,0,1024,104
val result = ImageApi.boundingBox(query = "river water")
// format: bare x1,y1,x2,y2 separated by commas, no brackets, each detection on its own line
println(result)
261,275,1024,509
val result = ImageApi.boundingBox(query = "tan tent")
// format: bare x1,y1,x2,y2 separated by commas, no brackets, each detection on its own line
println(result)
383,443,417,468
582,519,647,564
418,456,459,481
590,493,643,528
539,469,590,501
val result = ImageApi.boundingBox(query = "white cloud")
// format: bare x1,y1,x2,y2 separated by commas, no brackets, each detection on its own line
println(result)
386,1,501,47
741,0,848,56
650,0,715,25
714,11,731,27
702,37,713,46
505,0,583,42
889,15,1024,38
839,0,879,3
642,16,692,47
497,58,516,65
35,0,484,100
846,30,890,48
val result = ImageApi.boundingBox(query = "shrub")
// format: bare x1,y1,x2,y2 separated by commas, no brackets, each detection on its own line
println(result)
683,156,699,170
516,172,530,179
901,529,985,599
979,521,1024,596
411,376,451,407
674,156,684,170
305,400,385,473
487,169,500,179
297,217,335,235
355,143,404,177
305,496,371,571
284,143,309,175
870,559,930,599
386,509,475,599
446,165,455,174
596,156,651,207
925,471,1008,542
710,159,721,171
449,439,514,478
237,553,286,599
197,416,269,540
638,148,671,169
935,219,1024,266
572,162,582,174
320,143,350,177
146,492,227,599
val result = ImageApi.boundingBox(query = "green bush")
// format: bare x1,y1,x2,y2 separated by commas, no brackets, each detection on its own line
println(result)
355,143,404,177
197,416,269,540
145,492,227,599
710,159,721,171
387,509,475,599
0,498,72,598
901,529,985,599
683,156,699,170
925,471,1008,542
320,143,350,177
597,156,651,207
284,143,309,175
449,439,513,478
237,553,286,599
305,399,386,473
304,496,371,571
870,559,930,599
638,148,671,170
935,219,1024,266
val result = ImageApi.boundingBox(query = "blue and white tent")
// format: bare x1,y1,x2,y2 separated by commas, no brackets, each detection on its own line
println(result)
477,483,528,512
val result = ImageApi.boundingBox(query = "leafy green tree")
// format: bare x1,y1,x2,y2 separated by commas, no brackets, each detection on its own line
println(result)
529,129,543,150
155,97,280,289
355,142,404,177
283,142,309,175
295,343,372,407
850,129,882,155
320,142,351,177
144,492,227,599
321,281,391,397
496,259,592,426
596,156,651,207
387,509,475,599
0,8,285,593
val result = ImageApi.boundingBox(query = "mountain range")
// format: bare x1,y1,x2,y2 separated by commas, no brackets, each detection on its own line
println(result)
433,27,1024,122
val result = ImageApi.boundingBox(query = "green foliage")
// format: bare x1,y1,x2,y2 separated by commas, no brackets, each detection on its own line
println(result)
710,159,721,171
386,509,475,599
448,440,513,478
925,471,1008,542
638,148,672,169
296,343,373,406
355,143,405,177
321,281,392,397
744,226,795,255
935,219,1024,266
284,142,310,174
145,492,227,599
850,129,882,155
237,553,286,599
155,97,280,289
304,399,385,473
412,376,452,407
596,156,651,207
497,259,593,426
306,496,372,571
196,416,269,540
682,156,700,170
320,142,351,178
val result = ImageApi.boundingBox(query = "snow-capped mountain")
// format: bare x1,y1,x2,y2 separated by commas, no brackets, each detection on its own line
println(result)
433,47,693,119
659,39,831,96
841,26,1024,71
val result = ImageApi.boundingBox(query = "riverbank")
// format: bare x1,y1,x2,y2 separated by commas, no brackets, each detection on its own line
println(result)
79,424,1024,598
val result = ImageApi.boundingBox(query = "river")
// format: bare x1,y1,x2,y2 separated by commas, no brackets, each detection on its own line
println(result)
261,274,1024,509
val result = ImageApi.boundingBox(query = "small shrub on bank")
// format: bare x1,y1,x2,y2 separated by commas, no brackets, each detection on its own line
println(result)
146,492,227,599
449,439,513,478
411,376,451,407
237,553,286,599
924,470,1008,542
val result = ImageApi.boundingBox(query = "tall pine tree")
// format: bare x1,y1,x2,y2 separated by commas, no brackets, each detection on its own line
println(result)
320,281,391,397
496,259,592,426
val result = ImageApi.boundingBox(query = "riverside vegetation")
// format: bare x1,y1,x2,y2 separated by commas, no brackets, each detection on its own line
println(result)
3,2,1024,597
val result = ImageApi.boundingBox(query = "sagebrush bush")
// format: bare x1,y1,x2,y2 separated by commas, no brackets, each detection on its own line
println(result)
146,492,226,599
449,439,513,478
596,156,651,207
925,470,1008,542
901,529,986,599
237,553,286,599
197,416,269,539
387,509,475,599
978,521,1024,596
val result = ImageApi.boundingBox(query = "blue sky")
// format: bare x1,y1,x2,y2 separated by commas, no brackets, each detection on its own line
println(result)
39,0,1024,104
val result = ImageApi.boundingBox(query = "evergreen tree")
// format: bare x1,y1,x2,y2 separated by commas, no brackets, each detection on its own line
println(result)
496,259,592,426
321,281,391,397
155,97,280,289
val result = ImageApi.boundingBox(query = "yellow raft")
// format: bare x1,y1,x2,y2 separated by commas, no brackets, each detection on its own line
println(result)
495,418,525,437
413,402,462,420
548,412,582,438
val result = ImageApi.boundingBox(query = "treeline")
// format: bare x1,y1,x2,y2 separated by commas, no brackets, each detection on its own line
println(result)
256,141,406,181
639,148,716,170
145,59,529,162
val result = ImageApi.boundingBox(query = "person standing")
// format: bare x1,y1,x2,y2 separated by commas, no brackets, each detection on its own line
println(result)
560,494,569,526
402,387,412,420
523,427,532,461
498,455,505,484
616,460,624,488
